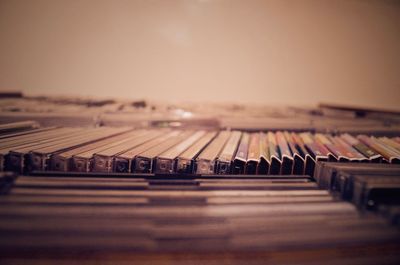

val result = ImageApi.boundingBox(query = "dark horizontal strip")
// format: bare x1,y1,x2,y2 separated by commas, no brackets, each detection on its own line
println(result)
30,170,312,180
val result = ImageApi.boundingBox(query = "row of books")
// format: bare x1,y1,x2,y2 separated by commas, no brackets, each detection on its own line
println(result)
0,125,399,175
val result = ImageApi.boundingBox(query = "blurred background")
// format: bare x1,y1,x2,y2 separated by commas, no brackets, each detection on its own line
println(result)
0,0,399,109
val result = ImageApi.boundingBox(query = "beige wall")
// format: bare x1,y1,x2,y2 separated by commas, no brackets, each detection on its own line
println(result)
0,0,399,109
